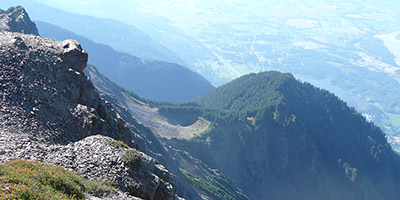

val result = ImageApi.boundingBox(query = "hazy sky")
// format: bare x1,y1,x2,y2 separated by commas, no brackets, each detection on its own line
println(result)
34,0,400,33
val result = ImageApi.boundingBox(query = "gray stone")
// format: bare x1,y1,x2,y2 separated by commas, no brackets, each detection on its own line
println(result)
0,10,181,199
0,6,39,35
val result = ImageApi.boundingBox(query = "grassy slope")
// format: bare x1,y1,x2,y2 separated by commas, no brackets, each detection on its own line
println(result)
0,160,115,200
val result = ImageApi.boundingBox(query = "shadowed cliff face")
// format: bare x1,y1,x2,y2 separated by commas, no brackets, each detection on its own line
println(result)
160,72,400,200
84,57,400,199
0,6,39,35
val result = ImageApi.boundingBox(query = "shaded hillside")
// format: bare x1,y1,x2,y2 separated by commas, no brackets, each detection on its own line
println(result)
36,21,214,102
160,71,400,200
87,65,400,199
85,65,249,200
80,53,400,199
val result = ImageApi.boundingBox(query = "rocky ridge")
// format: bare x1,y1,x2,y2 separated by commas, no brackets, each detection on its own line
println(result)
0,6,38,35
0,6,180,200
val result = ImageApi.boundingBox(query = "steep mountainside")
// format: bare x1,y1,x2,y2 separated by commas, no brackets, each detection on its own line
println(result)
84,65,249,200
36,21,214,102
0,7,181,200
159,72,400,200
85,62,400,199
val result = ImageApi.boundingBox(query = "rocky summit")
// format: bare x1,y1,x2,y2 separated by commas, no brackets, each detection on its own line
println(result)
0,6,180,200
0,6,38,35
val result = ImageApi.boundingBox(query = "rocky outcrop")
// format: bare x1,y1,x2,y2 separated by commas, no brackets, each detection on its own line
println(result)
0,31,132,145
0,134,176,200
0,6,180,199
0,6,39,35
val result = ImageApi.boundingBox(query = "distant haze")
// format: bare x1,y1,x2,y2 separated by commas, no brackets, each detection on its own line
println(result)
16,0,400,150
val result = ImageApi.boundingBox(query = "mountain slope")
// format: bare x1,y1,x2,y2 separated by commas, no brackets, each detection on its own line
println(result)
36,21,214,102
0,7,180,200
193,71,292,112
86,64,400,199
84,65,249,200
159,71,400,200
35,0,400,151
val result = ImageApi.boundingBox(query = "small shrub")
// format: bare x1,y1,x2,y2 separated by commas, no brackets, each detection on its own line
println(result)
121,149,141,167
84,178,116,197
106,140,129,149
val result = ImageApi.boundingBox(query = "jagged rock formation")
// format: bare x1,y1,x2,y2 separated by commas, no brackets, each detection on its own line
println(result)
0,6,180,200
0,31,132,145
0,6,38,35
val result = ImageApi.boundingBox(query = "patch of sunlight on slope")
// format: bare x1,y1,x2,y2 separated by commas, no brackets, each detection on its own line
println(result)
124,95,211,140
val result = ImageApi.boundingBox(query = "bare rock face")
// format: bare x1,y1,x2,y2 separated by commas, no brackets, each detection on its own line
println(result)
0,7,180,199
0,31,127,145
0,6,39,35
61,39,88,72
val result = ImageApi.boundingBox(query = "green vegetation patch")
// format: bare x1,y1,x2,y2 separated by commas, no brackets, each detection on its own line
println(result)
183,171,235,200
193,71,293,112
182,170,248,200
209,172,248,200
121,149,142,167
0,160,115,200
106,140,129,149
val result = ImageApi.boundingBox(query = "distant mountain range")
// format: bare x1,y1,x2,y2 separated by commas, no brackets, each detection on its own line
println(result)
135,0,400,150
35,21,214,103
0,0,186,65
